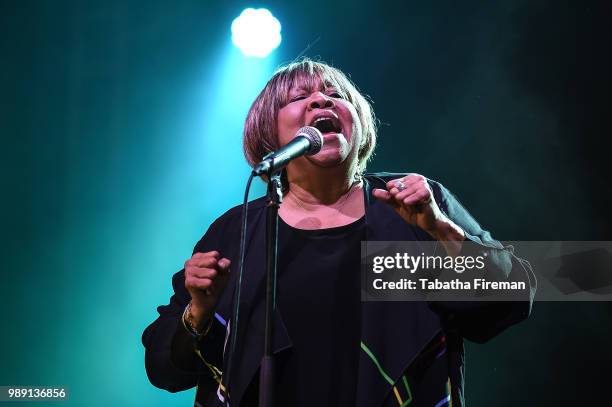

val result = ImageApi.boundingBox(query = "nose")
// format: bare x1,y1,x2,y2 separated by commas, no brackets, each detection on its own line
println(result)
308,92,335,110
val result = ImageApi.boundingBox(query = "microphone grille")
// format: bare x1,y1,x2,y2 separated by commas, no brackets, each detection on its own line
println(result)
296,126,323,155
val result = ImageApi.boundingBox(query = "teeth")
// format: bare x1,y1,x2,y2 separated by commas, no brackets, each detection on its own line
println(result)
311,117,341,134
312,117,331,125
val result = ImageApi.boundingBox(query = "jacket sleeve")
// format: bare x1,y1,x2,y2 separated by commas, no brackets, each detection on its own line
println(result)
141,215,231,393
427,180,537,343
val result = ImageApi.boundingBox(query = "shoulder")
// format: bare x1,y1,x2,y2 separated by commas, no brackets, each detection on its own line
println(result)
215,195,268,224
192,195,268,254
205,195,268,235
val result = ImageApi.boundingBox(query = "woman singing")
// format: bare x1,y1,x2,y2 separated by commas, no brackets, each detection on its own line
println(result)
142,58,535,407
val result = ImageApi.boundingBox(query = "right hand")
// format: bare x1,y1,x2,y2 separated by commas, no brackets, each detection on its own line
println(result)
184,251,231,325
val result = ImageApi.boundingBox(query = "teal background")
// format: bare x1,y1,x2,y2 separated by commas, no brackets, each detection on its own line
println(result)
1,1,610,406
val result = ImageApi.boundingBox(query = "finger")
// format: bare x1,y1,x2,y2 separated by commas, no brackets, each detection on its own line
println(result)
386,181,417,198
186,255,220,268
186,253,218,269
385,174,425,191
373,188,400,208
191,251,220,262
187,267,217,279
402,174,425,185
394,184,420,200
193,250,219,258
216,258,231,272
403,190,432,206
185,275,213,290
372,188,392,201
385,178,405,191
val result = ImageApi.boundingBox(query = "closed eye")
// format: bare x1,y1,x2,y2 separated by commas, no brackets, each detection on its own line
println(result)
289,95,306,103
328,92,343,98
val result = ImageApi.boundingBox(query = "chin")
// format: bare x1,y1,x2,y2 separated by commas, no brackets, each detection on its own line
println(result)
307,149,349,168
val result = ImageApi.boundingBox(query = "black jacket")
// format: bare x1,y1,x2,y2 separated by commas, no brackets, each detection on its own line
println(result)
142,173,536,406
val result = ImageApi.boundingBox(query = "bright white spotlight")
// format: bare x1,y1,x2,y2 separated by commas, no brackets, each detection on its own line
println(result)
231,8,282,58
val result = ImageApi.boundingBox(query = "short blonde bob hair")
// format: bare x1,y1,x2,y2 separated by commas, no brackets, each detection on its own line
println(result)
243,58,377,178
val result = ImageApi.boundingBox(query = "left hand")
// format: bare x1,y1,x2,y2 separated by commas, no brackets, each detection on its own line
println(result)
372,174,463,242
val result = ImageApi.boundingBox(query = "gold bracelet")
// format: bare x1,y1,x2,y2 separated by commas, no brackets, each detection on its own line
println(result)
182,301,213,337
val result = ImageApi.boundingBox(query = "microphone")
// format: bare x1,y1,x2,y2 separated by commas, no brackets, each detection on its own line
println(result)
252,126,323,176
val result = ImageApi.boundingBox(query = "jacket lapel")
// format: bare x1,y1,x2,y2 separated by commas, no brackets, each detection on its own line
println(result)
224,199,293,406
358,177,442,407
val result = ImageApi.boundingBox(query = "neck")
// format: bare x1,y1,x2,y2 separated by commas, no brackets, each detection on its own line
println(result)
286,163,359,206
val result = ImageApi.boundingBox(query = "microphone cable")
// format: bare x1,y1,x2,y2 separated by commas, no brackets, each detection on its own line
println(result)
222,171,254,406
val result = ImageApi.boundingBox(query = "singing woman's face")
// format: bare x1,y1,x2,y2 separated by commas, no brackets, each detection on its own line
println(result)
276,78,362,172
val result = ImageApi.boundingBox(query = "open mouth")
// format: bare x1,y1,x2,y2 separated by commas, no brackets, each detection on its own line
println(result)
310,116,342,134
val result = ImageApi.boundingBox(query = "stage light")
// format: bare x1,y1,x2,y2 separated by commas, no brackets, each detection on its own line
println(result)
231,8,281,58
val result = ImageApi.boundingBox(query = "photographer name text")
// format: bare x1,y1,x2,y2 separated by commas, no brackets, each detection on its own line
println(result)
372,278,526,290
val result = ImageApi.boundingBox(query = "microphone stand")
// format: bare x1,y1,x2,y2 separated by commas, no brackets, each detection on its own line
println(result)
259,171,282,407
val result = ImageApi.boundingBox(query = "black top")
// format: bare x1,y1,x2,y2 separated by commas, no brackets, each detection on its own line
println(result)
275,215,366,406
